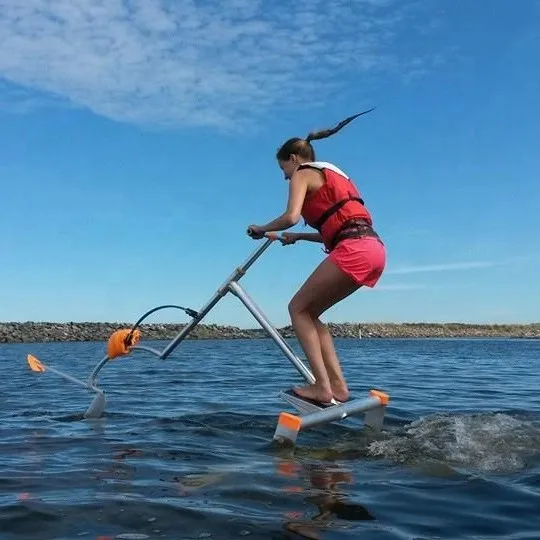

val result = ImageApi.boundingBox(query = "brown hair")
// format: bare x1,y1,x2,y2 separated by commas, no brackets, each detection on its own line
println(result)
276,107,375,162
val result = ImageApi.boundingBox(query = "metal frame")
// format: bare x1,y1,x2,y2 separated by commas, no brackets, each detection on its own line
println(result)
29,235,388,440
88,237,316,387
273,390,389,445
89,236,388,434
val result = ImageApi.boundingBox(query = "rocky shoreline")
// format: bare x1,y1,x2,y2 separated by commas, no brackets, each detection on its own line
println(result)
1,321,539,344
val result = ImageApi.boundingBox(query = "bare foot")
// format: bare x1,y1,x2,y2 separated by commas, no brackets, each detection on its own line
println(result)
330,381,349,402
293,384,333,404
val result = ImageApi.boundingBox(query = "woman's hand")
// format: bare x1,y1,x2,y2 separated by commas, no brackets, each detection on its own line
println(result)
246,225,265,239
280,232,299,245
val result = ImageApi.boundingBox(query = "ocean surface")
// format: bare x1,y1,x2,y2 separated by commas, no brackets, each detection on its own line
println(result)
1,336,539,540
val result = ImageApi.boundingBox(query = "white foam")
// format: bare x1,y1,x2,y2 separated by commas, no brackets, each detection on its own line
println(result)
367,412,540,474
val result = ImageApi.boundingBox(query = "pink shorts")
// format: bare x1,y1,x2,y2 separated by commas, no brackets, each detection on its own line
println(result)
328,237,386,287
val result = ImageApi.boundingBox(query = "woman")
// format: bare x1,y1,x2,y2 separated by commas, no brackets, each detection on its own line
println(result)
247,111,385,405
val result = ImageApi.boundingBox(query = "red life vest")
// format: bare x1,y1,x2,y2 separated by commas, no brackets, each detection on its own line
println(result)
299,161,374,250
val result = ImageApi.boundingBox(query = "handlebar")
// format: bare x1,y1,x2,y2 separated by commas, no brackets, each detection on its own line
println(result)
246,227,281,241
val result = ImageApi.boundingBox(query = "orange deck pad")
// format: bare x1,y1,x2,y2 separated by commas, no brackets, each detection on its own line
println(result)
278,412,302,432
369,389,390,405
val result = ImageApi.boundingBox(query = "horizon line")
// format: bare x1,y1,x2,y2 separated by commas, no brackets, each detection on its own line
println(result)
1,320,538,327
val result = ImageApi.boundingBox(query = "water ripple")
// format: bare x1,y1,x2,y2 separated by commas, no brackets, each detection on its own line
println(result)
1,337,539,539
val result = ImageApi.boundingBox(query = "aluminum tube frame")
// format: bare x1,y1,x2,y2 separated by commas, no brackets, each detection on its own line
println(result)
299,395,383,429
155,237,275,359
85,237,302,386
125,236,308,382
227,281,315,384
87,355,109,386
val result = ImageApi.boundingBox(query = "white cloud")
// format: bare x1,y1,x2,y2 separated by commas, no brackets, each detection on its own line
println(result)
375,283,427,291
0,0,434,129
386,261,499,275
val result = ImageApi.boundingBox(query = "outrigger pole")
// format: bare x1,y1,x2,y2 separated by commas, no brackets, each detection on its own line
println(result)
26,233,389,446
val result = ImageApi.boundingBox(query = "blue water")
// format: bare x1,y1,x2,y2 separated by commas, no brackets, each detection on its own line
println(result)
1,337,540,539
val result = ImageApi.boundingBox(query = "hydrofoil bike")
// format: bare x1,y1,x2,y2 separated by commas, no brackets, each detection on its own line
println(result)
26,233,389,446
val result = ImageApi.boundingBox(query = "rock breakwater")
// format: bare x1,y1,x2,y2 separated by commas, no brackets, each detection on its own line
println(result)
1,321,538,344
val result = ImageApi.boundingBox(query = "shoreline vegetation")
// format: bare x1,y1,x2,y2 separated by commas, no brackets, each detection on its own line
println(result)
1,321,539,344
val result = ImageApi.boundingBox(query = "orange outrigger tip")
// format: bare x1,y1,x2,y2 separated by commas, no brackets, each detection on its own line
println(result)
27,354,46,373
26,232,390,445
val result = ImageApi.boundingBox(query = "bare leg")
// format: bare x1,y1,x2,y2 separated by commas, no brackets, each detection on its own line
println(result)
288,258,359,403
315,320,350,402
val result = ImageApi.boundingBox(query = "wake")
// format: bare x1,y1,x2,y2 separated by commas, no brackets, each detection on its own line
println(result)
366,411,540,474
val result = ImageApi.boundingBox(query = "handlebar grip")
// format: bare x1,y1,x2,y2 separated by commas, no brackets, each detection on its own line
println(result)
247,228,280,241
247,227,268,238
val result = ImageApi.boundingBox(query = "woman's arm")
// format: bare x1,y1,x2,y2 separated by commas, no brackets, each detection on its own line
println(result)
255,169,310,232
285,232,323,243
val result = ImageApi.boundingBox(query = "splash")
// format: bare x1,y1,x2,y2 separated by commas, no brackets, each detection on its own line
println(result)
366,412,540,474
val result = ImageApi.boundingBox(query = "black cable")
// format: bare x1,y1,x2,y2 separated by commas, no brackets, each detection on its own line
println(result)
124,304,198,345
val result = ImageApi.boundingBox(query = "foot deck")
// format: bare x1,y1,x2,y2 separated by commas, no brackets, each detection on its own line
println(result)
279,388,354,414
275,388,390,445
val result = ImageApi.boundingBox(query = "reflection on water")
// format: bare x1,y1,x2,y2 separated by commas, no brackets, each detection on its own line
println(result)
278,459,374,539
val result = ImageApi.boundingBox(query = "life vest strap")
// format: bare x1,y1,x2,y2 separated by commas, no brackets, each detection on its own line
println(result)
326,218,381,252
313,195,364,231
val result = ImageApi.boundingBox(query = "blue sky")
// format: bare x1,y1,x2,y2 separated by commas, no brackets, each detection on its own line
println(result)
0,0,539,327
